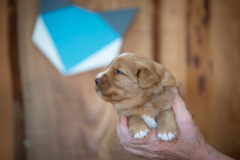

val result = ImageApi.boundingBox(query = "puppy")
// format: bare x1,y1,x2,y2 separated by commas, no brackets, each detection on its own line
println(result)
95,53,184,160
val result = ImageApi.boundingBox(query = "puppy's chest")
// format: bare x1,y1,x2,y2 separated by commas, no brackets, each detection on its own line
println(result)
117,98,169,128
141,114,157,128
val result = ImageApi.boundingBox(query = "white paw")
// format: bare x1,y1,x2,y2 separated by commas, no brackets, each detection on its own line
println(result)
141,115,157,128
157,132,176,141
132,129,150,139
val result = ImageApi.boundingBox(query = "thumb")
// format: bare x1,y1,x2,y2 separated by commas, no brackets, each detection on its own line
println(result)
120,116,128,130
172,88,194,126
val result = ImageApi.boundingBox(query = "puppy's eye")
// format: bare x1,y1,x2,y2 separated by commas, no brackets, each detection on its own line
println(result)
115,70,123,74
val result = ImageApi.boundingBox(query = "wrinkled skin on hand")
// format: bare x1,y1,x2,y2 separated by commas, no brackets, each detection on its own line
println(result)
117,88,234,160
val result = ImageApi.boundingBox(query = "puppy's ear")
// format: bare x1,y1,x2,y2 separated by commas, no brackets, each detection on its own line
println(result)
135,65,159,88
161,71,176,87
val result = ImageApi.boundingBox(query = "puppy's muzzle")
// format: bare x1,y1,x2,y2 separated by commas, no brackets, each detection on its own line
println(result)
95,78,101,86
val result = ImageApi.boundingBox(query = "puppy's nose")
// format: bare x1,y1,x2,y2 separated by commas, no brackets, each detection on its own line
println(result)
95,78,101,85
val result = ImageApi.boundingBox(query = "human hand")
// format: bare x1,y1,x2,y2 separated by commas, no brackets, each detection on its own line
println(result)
117,88,234,160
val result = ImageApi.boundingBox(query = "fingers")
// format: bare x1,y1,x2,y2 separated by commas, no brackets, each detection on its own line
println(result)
124,146,168,160
172,88,194,126
116,116,134,144
124,146,145,157
116,120,136,148
124,146,158,159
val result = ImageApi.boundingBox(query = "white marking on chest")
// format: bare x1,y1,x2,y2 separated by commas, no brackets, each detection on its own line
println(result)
141,115,157,128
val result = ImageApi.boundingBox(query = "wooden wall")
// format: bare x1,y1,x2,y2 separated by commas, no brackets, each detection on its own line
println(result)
160,0,240,158
186,0,240,157
0,0,15,159
2,0,237,159
17,0,153,160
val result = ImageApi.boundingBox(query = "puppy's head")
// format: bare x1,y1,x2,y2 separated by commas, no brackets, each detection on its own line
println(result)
95,53,167,110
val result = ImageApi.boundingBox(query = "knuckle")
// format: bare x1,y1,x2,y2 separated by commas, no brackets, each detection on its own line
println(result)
126,136,133,143
177,98,184,104
147,147,159,153
120,139,127,146
173,97,186,109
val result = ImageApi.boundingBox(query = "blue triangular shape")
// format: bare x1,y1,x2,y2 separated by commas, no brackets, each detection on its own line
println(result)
41,5,120,70
40,0,71,13
99,8,138,36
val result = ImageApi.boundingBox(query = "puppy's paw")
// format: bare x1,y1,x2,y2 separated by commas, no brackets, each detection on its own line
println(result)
129,123,150,139
157,110,178,141
157,132,176,141
157,121,177,141
133,129,150,139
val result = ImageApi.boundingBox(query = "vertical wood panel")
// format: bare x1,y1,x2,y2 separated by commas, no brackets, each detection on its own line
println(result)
187,0,240,159
159,0,188,90
16,0,240,159
186,0,214,143
210,0,240,158
0,0,15,159
9,0,26,159
17,0,154,159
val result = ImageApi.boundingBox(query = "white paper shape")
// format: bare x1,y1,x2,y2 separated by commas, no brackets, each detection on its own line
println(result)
32,15,65,73
67,38,123,76
32,15,123,76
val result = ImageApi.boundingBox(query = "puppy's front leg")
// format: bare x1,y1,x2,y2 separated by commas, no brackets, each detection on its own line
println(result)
156,110,177,141
128,116,150,139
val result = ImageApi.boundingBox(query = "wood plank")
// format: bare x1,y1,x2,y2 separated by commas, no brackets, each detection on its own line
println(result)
210,0,240,158
0,0,15,159
17,0,154,159
9,0,26,159
186,0,214,144
159,0,188,90
187,0,240,159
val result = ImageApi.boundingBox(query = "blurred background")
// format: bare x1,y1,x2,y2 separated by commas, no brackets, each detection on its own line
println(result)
0,0,240,160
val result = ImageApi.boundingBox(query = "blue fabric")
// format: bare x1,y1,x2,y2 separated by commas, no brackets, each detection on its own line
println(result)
42,5,120,70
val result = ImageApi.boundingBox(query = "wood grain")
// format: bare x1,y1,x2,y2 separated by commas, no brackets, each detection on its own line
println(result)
16,0,240,159
187,0,240,158
9,0,26,159
210,0,240,158
17,0,154,159
159,0,188,90
0,0,15,159
186,0,214,144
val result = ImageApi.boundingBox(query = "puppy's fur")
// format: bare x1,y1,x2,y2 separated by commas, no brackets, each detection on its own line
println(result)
95,53,184,160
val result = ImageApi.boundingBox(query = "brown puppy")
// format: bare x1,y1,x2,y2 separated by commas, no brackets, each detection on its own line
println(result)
95,53,184,160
